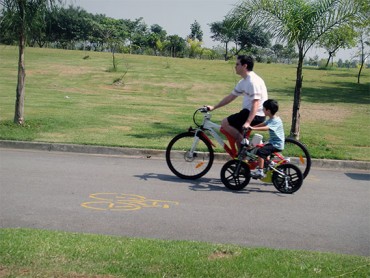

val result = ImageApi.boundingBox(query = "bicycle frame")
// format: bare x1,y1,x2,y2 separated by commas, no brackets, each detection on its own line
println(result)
191,110,239,158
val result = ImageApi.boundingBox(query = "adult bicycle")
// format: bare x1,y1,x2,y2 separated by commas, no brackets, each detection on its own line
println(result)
166,107,311,180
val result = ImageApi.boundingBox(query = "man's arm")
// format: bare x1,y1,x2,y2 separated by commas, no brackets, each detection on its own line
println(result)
243,99,259,128
207,93,237,111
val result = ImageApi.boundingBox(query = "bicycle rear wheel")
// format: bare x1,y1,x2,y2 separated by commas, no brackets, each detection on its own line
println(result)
166,131,214,179
220,160,251,190
272,163,303,194
283,138,311,179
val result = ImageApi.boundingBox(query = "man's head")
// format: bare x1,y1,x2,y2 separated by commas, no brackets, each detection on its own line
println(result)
237,55,254,71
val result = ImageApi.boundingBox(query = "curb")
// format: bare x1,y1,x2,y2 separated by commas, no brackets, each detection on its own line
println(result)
1,140,369,171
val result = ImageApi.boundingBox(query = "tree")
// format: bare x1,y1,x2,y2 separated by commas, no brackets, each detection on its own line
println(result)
354,5,370,84
189,20,203,42
45,5,94,49
187,38,202,58
96,17,127,70
124,18,148,54
210,17,271,60
318,25,357,67
166,35,186,57
231,0,366,139
209,18,234,60
232,24,270,56
271,44,284,61
0,0,61,124
147,24,167,55
272,43,298,63
355,25,370,84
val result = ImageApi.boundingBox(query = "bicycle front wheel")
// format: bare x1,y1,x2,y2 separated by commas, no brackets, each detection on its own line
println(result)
272,163,303,194
283,138,311,179
220,160,251,190
166,131,214,179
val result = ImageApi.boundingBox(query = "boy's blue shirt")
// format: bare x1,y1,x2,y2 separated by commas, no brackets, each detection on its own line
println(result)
265,116,285,150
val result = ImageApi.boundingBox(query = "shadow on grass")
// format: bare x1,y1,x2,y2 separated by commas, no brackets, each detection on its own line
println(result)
274,82,369,105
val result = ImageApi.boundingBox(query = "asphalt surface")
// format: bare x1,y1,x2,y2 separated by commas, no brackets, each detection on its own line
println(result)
1,145,369,256
0,139,369,170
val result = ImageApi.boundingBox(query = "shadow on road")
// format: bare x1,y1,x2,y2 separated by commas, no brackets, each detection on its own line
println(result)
345,173,370,181
134,172,282,195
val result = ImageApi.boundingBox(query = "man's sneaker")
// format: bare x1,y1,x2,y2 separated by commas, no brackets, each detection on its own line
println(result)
250,168,265,179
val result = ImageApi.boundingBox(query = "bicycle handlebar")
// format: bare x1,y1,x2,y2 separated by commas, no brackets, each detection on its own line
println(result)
242,127,252,139
199,106,210,113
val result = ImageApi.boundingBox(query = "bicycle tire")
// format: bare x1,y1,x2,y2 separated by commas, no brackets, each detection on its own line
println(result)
220,160,251,190
166,131,214,179
283,138,311,179
272,163,303,194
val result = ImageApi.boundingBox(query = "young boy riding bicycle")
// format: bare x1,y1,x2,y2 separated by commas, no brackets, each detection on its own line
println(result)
249,99,285,179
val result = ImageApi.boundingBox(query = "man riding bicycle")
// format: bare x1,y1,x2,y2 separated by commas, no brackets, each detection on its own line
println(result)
206,55,268,148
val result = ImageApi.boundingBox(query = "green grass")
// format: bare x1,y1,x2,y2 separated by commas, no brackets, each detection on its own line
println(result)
0,45,369,160
1,48,369,276
1,228,369,277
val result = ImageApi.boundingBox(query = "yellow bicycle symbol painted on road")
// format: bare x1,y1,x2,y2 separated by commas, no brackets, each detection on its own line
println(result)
81,193,179,211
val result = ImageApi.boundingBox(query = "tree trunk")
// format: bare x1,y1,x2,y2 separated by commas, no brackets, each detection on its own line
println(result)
357,59,364,84
290,53,304,140
224,42,228,61
325,54,332,67
14,4,26,125
357,36,365,84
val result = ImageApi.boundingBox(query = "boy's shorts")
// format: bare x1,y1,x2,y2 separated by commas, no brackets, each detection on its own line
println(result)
227,109,265,132
256,143,282,160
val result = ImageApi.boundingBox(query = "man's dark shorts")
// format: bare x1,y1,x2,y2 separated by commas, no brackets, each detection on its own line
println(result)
227,109,265,132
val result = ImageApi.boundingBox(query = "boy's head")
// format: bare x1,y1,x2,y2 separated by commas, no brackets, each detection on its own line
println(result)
263,99,279,115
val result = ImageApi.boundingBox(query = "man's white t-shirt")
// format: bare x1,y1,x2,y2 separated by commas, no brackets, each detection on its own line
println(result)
231,71,268,117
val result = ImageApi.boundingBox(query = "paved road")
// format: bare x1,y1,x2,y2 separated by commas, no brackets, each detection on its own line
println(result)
1,148,369,256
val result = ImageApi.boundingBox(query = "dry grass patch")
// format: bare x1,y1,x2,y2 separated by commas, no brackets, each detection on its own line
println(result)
301,104,352,124
36,133,68,141
208,250,240,260
278,103,352,125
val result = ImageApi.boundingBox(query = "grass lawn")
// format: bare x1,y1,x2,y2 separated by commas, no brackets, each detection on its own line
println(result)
1,47,369,277
0,46,369,160
0,228,369,277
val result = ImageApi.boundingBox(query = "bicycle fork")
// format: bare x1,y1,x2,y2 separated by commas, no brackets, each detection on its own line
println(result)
187,130,214,169
270,165,291,190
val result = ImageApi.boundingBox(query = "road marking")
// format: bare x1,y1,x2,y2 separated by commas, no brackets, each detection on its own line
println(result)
81,193,179,211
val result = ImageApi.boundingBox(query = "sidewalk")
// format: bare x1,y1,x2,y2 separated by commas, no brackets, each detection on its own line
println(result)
1,140,369,171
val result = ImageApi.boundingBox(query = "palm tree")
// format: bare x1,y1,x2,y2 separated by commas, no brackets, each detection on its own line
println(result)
231,0,365,139
0,0,61,124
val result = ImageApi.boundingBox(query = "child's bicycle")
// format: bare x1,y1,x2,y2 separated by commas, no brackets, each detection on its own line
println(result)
166,107,311,181
220,129,303,194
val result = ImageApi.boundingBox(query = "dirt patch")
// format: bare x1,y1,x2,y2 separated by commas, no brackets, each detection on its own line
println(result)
0,266,10,278
28,65,93,77
278,103,352,124
208,250,239,260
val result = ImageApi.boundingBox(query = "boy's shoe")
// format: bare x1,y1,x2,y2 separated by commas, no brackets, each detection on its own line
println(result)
251,168,265,179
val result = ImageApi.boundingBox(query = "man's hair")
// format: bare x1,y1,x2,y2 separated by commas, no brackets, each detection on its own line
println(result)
237,55,254,71
263,99,279,115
